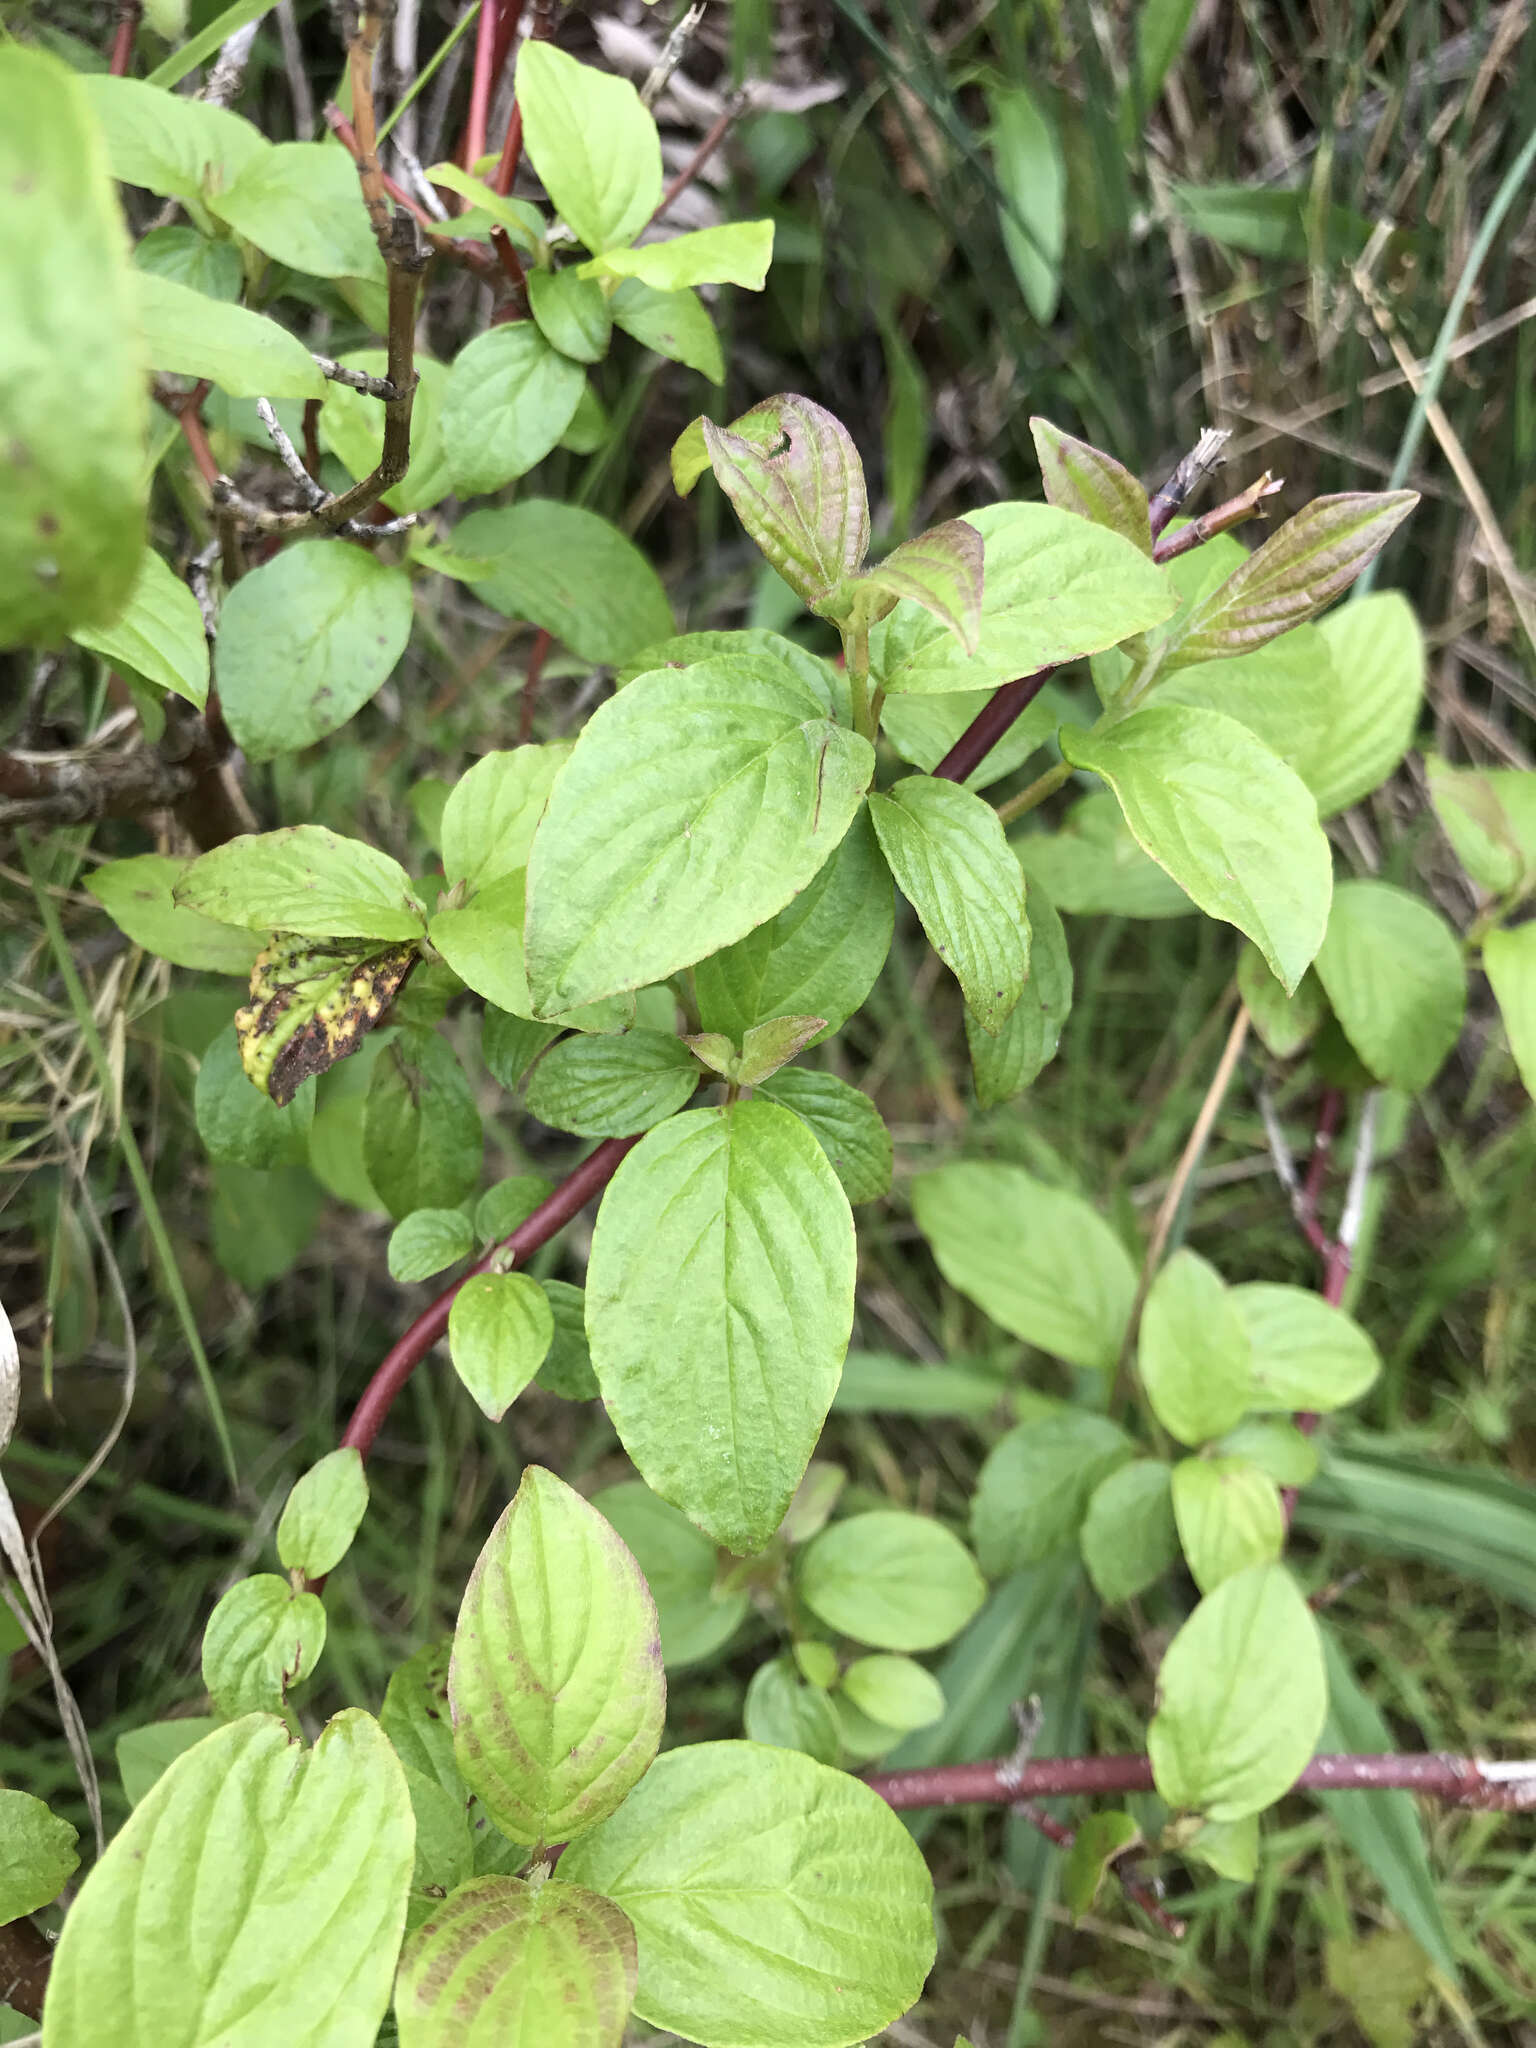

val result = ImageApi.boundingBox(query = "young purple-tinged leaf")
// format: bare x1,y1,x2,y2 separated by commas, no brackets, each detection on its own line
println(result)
1231,1284,1381,1413
1060,705,1332,992
1148,1562,1327,1821
699,394,870,610
1313,880,1466,1092
2,46,147,644
1171,1455,1285,1592
42,1711,414,2048
1030,420,1154,555
1062,1810,1140,1918
857,518,984,654
396,1876,638,2048
201,1573,327,1716
586,1101,856,1554
681,1031,738,1079
1080,1459,1177,1604
1165,490,1418,668
277,1448,369,1580
446,1272,554,1421
971,1412,1134,1574
388,1206,476,1283
234,935,420,1105
735,1014,828,1084
1139,1248,1251,1445
869,774,1029,1033
559,1742,936,2048
0,1790,79,1921
757,1067,892,1204
1484,923,1536,1100
450,1467,665,1846
797,1510,985,1649
72,545,210,708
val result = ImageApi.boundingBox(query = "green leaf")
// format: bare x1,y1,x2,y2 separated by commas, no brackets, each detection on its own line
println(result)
1314,880,1465,1091
795,1641,839,1688
1171,1454,1285,1591
398,1762,473,1895
1030,420,1152,554
195,1021,315,1165
396,1876,637,2048
441,324,586,496
135,222,246,300
857,519,984,654
215,540,414,763
833,1353,1010,1418
588,1101,855,1553
201,1573,327,1715
871,503,1175,696
1315,1623,1460,1983
1061,705,1332,991
1427,758,1536,899
208,141,385,281
388,1206,476,1282
177,826,425,940
840,1654,946,1733
592,1481,749,1668
1165,492,1418,668
86,854,262,975
966,877,1072,1103
236,935,419,1105
757,1069,892,1204
587,219,775,291
1062,1809,1140,1918
990,84,1065,323
1186,1813,1260,1883
210,1161,323,1288
692,808,893,1043
1,47,147,645
1156,624,1336,782
447,1272,554,1420
524,660,873,1015
134,268,327,398
455,500,673,665
972,1412,1133,1574
318,350,453,513
0,1789,79,1920
778,1462,846,1547
1079,1459,1177,1603
364,1029,482,1220
1231,1283,1382,1413
527,265,612,362
700,395,870,610
1307,593,1425,817
1215,1417,1320,1487
525,1029,699,1136
422,162,543,246
611,278,724,383
482,1006,558,1092
1238,944,1327,1058
116,1718,219,1807
743,1657,842,1764
450,1466,665,1844
911,1161,1136,1371
1139,1248,1252,1445
277,1448,369,1579
881,680,1065,792
515,39,661,253
1148,1563,1327,1821
428,871,534,1017
71,545,209,707
42,1711,414,2048
474,1176,553,1243
869,775,1029,1032
1485,922,1536,1098
535,1279,599,1400
381,1640,460,1797
1014,792,1194,919
1325,1928,1433,2048
797,1511,985,1650
81,73,266,206
559,1742,936,2048
439,744,572,894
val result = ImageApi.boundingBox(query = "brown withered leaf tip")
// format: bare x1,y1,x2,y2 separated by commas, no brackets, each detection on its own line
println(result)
236,936,420,1105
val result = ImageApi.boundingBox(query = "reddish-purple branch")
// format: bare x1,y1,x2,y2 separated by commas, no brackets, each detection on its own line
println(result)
340,1134,641,1458
866,1750,1536,1813
934,665,1056,785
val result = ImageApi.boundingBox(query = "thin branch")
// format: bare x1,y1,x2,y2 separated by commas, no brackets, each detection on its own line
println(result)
313,355,400,398
865,1749,1536,1812
109,0,142,77
257,398,325,508
1151,472,1285,564
641,1,706,106
346,4,394,245
649,89,750,228
516,627,553,743
1147,427,1230,541
934,663,1056,785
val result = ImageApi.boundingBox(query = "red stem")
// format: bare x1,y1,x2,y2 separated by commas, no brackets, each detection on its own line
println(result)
458,0,506,177
649,92,748,229
340,1135,641,1459
516,628,552,742
109,0,142,76
934,665,1055,785
867,1750,1536,1812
